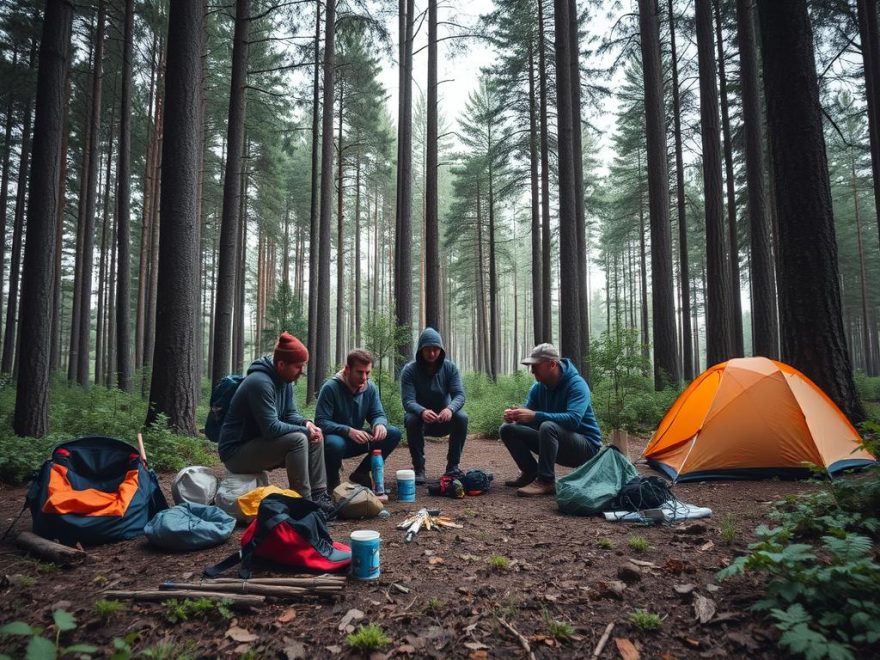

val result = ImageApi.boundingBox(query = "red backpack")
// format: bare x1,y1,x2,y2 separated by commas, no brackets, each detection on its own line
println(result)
204,494,350,579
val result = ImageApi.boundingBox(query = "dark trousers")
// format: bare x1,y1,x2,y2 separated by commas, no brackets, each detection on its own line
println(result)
499,421,597,483
324,426,401,488
404,411,468,472
222,432,326,498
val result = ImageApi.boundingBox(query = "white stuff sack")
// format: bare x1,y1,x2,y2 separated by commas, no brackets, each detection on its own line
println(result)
171,466,220,506
215,471,270,522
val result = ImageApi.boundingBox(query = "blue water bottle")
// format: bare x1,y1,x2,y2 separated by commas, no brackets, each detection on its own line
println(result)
371,449,385,496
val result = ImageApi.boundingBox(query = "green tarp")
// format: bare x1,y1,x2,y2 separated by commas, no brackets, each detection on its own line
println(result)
556,447,640,515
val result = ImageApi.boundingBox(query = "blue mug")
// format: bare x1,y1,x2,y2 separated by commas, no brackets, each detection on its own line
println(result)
396,469,416,502
350,530,380,580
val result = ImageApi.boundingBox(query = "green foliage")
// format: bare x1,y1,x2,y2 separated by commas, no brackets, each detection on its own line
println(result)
94,599,124,622
628,609,662,631
627,535,649,552
425,597,442,613
161,598,233,624
487,554,510,570
542,609,574,641
260,281,307,354
346,623,391,653
362,314,410,391
596,537,614,549
720,514,738,545
0,609,98,658
717,468,880,658
852,372,880,404
139,639,199,660
462,371,532,438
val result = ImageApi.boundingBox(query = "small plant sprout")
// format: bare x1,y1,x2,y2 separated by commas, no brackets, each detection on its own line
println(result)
720,514,737,544
487,554,510,570
346,624,391,653
0,609,97,658
629,609,663,631
94,598,124,621
426,597,442,613
542,608,574,641
628,535,649,552
596,537,614,549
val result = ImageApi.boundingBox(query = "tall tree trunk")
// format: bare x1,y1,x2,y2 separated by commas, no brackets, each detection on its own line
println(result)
856,0,880,250
758,0,866,423
306,0,321,400
96,113,115,386
538,0,552,343
424,0,441,332
2,90,33,374
714,0,743,356
115,0,134,391
146,0,204,433
735,0,776,359
336,85,345,367
354,155,362,345
488,137,498,380
851,149,875,375
14,0,72,437
553,0,582,370
527,41,543,344
211,0,249,387
696,0,733,367
142,101,163,395
0,48,17,342
77,0,107,387
638,0,679,388
51,62,71,372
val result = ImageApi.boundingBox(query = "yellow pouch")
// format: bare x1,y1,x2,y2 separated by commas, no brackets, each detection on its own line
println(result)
237,485,300,520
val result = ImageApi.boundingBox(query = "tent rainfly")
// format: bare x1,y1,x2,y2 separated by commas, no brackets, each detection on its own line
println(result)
643,357,876,482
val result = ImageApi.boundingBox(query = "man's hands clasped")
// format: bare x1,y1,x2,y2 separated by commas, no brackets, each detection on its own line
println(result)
348,424,388,444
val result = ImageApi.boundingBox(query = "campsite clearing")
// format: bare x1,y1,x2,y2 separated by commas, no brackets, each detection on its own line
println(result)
0,435,826,658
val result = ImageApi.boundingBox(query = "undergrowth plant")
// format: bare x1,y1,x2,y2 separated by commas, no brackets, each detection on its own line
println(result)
161,598,233,624
0,609,97,659
628,535,649,552
346,624,391,653
542,608,574,641
628,609,662,631
487,554,510,570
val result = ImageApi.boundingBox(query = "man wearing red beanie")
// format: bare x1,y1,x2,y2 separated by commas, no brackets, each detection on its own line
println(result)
218,332,332,511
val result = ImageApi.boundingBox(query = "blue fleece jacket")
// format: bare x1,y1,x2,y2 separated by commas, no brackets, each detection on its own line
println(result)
218,356,308,461
523,358,602,449
315,374,390,437
400,328,465,416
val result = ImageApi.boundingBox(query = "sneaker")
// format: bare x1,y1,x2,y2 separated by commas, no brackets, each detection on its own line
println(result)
414,468,426,485
504,472,536,488
349,470,372,488
516,479,556,497
311,490,335,515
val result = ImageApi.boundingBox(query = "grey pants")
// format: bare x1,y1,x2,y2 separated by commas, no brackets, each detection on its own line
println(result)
223,432,327,498
500,421,597,483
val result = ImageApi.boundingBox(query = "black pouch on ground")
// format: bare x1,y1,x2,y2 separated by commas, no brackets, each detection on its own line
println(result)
608,475,673,512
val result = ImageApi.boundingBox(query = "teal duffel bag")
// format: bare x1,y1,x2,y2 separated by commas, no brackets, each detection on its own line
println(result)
144,502,235,551
556,446,640,515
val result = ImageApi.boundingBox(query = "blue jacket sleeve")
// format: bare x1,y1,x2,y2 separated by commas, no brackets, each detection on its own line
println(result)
533,379,589,431
446,363,465,412
400,363,424,416
248,376,302,439
315,381,352,437
367,384,389,429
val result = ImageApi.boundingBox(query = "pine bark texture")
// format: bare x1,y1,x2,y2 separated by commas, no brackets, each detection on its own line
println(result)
146,0,204,434
758,0,865,423
425,0,441,332
14,0,72,437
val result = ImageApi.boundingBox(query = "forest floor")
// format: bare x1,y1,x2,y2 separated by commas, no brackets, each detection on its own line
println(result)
0,434,819,659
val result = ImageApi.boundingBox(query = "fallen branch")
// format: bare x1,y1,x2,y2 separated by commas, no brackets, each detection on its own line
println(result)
102,589,263,607
206,575,346,587
592,622,614,658
161,581,342,598
497,617,535,660
16,532,87,567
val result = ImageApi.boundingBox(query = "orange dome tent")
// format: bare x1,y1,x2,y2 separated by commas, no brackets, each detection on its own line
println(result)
643,357,876,482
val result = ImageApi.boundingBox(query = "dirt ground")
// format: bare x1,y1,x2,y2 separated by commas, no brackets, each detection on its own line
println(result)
0,434,821,659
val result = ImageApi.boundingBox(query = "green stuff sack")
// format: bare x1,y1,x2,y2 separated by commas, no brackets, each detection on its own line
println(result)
556,447,640,515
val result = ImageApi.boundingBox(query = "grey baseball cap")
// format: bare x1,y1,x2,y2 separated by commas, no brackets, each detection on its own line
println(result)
521,343,561,365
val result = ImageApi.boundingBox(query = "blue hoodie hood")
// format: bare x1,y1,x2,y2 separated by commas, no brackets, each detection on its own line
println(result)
415,327,446,367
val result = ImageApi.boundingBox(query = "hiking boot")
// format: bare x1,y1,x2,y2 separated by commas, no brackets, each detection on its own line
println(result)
516,479,556,497
414,468,426,485
504,472,536,488
311,490,335,515
444,464,462,478
349,470,372,488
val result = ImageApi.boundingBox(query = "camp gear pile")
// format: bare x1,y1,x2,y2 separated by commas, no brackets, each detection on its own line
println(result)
144,503,235,551
556,446,640,516
331,482,385,519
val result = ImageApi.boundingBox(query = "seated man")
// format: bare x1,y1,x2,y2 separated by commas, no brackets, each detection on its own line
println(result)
401,327,467,484
500,343,602,497
218,332,331,509
316,348,401,489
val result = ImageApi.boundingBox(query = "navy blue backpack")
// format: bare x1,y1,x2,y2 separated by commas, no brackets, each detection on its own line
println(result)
204,375,244,442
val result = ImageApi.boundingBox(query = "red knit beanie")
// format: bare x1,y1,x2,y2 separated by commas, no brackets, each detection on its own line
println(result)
274,332,308,364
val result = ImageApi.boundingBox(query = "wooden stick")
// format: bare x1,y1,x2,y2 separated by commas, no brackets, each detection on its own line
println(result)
592,622,614,658
161,582,343,598
206,576,346,587
137,433,147,464
497,617,536,660
103,589,263,606
16,532,87,566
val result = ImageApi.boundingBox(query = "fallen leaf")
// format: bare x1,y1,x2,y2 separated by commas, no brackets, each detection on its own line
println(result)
468,652,488,660
628,559,657,568
325,645,342,654
226,626,258,643
663,558,686,574
277,608,296,623
180,571,194,580
396,644,416,655
338,608,365,632
234,643,252,654
674,583,696,595
705,583,720,592
700,541,715,552
283,639,306,659
428,556,445,565
391,583,410,594
614,637,640,660
463,641,488,650
693,593,716,624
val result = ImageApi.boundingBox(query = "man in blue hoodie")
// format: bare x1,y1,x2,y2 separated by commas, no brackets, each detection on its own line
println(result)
316,348,401,489
218,333,331,509
400,328,467,483
500,343,603,497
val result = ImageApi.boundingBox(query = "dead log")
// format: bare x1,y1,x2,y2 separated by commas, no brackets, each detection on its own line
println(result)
102,589,263,607
16,532,87,566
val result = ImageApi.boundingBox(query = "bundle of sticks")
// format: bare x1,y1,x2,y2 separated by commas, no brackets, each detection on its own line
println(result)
102,574,347,607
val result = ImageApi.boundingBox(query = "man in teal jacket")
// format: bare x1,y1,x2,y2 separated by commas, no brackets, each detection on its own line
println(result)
400,327,467,483
219,332,330,508
500,343,602,497
316,348,401,489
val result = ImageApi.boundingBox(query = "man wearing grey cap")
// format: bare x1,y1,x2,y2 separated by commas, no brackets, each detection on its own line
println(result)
500,343,603,496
